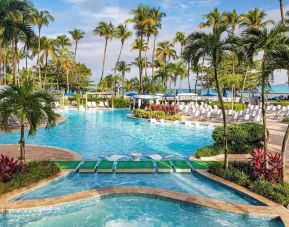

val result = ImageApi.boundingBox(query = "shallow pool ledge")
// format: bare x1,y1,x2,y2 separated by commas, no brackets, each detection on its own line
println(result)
0,186,288,226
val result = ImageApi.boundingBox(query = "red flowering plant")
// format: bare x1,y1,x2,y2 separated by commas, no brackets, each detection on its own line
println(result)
0,154,27,183
149,105,180,116
267,153,283,183
250,148,266,180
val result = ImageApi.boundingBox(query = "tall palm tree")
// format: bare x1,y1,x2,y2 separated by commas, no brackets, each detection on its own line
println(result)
279,0,285,24
149,8,166,78
242,24,289,161
184,24,233,169
69,29,85,59
199,8,226,30
131,38,148,92
266,47,289,179
114,24,132,67
59,48,75,93
224,10,241,33
55,35,71,49
93,22,115,81
32,10,54,85
155,41,176,66
0,0,35,85
115,61,131,80
0,80,59,160
240,8,275,29
39,37,57,88
171,61,186,103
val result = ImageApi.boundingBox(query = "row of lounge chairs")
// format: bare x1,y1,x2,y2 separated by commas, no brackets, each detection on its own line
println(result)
87,101,109,108
54,159,213,173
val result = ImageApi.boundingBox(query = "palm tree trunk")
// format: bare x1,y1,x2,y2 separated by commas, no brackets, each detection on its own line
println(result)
13,39,18,85
281,124,289,181
261,74,268,163
44,54,48,88
214,63,229,169
100,38,108,81
19,123,25,160
187,64,191,92
66,71,70,93
174,79,177,104
280,0,285,24
116,41,124,64
151,34,157,78
144,36,150,77
240,65,249,103
38,28,42,85
139,35,144,93
74,41,78,59
25,46,28,70
200,56,205,93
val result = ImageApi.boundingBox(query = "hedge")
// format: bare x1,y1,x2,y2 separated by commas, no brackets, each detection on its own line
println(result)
212,123,264,154
133,109,181,120
209,162,289,207
196,145,224,158
0,161,59,195
211,101,246,111
109,98,130,108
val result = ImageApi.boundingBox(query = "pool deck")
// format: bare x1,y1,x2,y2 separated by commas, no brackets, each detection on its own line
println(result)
0,144,82,161
0,170,288,226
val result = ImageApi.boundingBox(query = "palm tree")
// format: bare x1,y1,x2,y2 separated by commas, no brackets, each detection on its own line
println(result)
199,8,226,30
279,0,285,24
69,29,85,59
32,10,54,85
184,24,233,169
59,49,75,93
149,8,166,78
171,61,186,103
93,22,115,81
39,37,57,88
224,10,241,32
242,24,289,161
0,0,35,85
131,38,148,92
55,35,71,49
0,80,59,160
114,24,132,66
115,61,131,80
155,41,176,66
266,47,289,179
240,8,275,29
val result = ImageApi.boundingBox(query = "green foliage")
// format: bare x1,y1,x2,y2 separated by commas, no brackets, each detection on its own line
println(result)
209,166,251,187
211,101,246,111
209,162,289,207
212,123,263,153
164,115,181,121
134,109,181,120
0,161,59,195
282,117,289,123
196,145,224,158
109,98,130,108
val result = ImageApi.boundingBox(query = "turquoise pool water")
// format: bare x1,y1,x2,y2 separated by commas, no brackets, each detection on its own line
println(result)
1,195,283,227
0,109,214,159
17,173,262,205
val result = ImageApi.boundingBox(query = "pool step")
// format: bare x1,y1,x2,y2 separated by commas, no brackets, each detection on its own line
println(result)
54,161,82,172
97,161,114,173
156,160,173,173
79,161,98,173
116,161,155,173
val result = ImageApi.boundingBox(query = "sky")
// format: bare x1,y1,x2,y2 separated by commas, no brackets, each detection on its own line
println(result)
31,0,289,87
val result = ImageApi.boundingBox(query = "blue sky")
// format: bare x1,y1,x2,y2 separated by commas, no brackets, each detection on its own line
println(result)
30,0,289,85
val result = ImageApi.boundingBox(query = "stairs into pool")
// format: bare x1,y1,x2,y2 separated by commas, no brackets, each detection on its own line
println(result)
53,160,218,173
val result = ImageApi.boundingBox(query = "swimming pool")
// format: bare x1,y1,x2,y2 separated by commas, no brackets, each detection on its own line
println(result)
1,195,283,227
0,109,214,159
16,173,262,205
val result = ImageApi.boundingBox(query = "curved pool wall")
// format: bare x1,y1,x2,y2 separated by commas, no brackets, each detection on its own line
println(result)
16,172,262,205
1,195,283,227
0,109,214,159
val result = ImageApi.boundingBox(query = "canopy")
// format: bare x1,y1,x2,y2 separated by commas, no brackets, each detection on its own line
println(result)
202,91,216,97
126,92,137,97
164,93,175,97
133,95,159,100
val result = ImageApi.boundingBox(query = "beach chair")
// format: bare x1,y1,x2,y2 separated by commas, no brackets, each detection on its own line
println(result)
98,155,126,161
87,102,92,108
91,102,97,108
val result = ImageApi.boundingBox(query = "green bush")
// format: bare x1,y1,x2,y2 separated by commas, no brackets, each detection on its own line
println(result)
109,98,130,108
0,161,59,195
211,101,246,111
134,109,180,120
196,145,224,158
212,123,263,154
209,166,251,187
251,180,289,206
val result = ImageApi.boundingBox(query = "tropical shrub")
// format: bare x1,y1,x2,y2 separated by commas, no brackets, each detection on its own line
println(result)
149,105,180,116
134,109,180,120
250,148,266,180
211,101,246,111
109,98,130,108
267,153,283,183
0,155,27,183
164,115,181,121
196,145,224,158
0,161,59,195
212,123,264,153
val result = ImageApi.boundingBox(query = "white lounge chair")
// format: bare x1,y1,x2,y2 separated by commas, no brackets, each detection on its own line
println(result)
146,154,174,161
99,155,126,161
131,153,142,161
